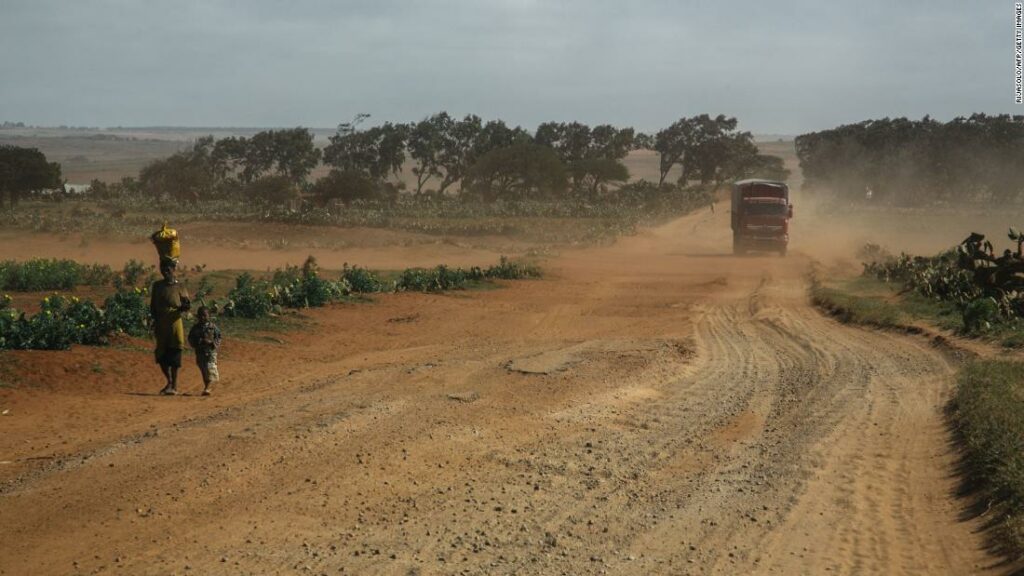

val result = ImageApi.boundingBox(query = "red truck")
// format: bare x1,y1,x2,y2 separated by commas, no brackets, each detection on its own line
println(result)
730,179,792,256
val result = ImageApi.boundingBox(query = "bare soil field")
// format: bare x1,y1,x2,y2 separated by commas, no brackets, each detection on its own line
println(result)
1,200,1017,575
0,221,526,272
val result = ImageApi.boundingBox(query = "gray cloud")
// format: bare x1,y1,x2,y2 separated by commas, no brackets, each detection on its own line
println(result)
0,0,1012,133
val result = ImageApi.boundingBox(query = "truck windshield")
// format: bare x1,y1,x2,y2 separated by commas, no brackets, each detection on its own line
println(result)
744,203,788,216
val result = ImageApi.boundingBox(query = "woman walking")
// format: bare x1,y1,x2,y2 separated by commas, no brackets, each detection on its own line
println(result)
151,258,190,395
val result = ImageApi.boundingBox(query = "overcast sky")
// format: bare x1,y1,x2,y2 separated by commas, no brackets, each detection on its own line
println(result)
0,0,1014,134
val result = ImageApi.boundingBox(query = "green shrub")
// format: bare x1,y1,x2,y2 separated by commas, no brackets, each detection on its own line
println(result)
484,256,542,280
341,264,387,293
223,273,276,319
396,265,476,292
271,263,302,287
1,295,107,350
104,288,151,337
277,271,346,308
393,258,541,293
0,305,19,349
0,259,114,291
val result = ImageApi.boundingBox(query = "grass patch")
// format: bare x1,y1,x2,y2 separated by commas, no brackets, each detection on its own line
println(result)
1001,332,1024,349
953,359,1024,558
812,276,964,332
817,276,1024,349
810,283,904,328
898,292,963,331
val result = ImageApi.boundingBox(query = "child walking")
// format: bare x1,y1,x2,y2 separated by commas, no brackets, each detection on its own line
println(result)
188,306,222,396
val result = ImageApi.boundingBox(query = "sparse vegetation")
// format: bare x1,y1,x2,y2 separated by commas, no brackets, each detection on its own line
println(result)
222,255,541,318
953,360,1024,557
0,255,543,345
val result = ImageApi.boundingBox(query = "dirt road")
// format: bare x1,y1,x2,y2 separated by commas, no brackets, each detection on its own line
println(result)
0,208,1006,575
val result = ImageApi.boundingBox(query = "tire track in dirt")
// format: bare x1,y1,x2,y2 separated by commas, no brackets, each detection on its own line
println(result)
650,283,994,575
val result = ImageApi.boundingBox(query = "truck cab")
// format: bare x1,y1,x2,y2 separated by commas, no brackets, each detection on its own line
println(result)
731,179,792,256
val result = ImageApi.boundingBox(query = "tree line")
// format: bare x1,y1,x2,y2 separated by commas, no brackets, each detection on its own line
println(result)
106,113,786,207
3,113,789,210
796,114,1024,205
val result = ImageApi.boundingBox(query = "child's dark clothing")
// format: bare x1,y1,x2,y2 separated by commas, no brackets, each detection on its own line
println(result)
188,320,222,386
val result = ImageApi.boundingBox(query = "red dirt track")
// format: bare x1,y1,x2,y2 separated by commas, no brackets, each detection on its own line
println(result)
0,207,1009,575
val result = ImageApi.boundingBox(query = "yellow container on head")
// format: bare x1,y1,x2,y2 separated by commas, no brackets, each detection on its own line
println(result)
151,223,180,260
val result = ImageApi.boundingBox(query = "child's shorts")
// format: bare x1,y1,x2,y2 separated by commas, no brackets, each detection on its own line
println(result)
197,350,220,383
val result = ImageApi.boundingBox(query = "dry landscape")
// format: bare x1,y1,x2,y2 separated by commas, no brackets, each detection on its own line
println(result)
3,1,1017,573
3,130,1023,574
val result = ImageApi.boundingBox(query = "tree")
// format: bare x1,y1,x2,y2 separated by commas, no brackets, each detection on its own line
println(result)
245,128,321,183
534,122,592,167
653,119,694,186
245,175,299,207
589,125,636,161
571,157,630,197
679,115,737,183
633,132,654,150
794,114,1024,204
535,122,635,193
436,114,483,194
139,138,219,202
311,169,382,205
324,121,409,182
408,112,513,195
210,128,320,184
139,151,216,203
211,136,249,181
0,145,62,209
463,143,568,201
653,114,766,186
699,134,789,185
407,113,451,193
473,120,531,157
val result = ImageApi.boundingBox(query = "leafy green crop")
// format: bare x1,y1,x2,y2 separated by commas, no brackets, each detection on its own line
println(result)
222,273,277,319
341,264,387,293
0,256,543,348
103,287,151,337
0,259,114,291
0,294,113,350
